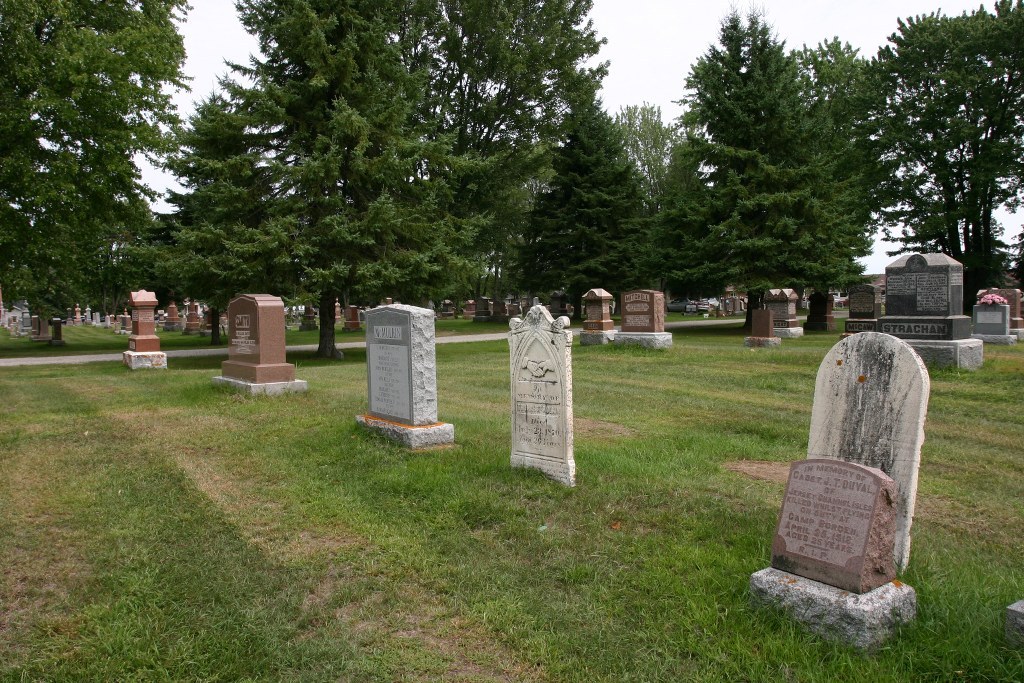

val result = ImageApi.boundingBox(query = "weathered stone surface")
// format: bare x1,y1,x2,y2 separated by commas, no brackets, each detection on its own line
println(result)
122,350,167,370
1007,600,1024,648
878,254,973,349
509,305,574,486
211,376,308,396
744,336,782,348
808,332,929,571
620,290,664,333
356,415,454,449
580,330,615,346
614,331,673,349
905,338,983,370
971,334,1017,345
772,460,897,593
219,294,298,385
766,289,803,337
749,568,917,651
365,304,440,427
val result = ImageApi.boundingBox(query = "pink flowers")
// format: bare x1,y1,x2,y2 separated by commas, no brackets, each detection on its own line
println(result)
978,293,1008,306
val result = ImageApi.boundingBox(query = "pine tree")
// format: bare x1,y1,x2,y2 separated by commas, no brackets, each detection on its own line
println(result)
518,98,645,315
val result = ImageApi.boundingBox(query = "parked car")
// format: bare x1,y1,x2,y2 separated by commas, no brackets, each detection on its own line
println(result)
667,298,691,313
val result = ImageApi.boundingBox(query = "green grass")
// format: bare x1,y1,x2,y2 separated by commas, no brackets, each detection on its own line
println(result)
1,326,1021,681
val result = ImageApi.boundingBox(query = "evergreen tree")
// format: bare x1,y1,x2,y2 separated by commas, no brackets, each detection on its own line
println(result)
667,11,869,320
518,97,645,315
860,1,1024,303
0,0,187,308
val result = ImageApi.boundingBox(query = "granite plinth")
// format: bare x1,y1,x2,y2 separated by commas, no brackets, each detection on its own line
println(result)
774,327,804,339
613,331,672,349
750,568,916,651
356,414,454,448
971,334,1017,345
905,338,983,370
744,336,782,348
212,375,308,396
580,330,615,346
123,351,167,370
1008,600,1024,648
1014,329,1024,341
221,360,296,384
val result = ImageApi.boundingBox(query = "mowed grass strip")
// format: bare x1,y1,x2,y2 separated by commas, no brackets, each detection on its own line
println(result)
0,327,1021,682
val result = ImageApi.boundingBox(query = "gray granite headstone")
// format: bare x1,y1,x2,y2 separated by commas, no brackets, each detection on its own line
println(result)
845,283,881,334
879,253,969,339
509,305,574,486
807,332,930,571
365,305,436,426
765,288,803,338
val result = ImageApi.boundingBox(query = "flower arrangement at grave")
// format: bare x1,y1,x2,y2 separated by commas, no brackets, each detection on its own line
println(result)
978,293,1008,306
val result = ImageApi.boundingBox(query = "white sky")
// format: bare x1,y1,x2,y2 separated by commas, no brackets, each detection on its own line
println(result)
143,0,1020,275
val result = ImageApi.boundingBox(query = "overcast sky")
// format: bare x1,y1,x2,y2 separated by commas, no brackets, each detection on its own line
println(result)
146,0,1019,275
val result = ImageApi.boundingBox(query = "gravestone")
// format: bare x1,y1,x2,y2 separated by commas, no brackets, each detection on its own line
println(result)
971,299,1015,345
464,300,476,318
123,290,167,370
73,303,82,325
744,309,781,348
765,289,803,338
440,300,455,319
66,308,73,325
806,331,929,571
356,304,454,447
490,300,510,323
344,305,361,332
30,315,51,342
1008,600,1024,648
199,309,212,337
878,253,981,369
473,297,492,322
844,283,881,336
770,460,897,593
163,301,182,331
335,299,342,322
615,290,672,349
804,292,835,331
509,304,574,486
212,294,307,395
92,312,100,326
84,306,92,325
299,303,318,331
506,301,522,317
49,318,65,346
183,301,202,335
548,291,571,319
751,332,926,650
580,288,615,345
977,287,1023,339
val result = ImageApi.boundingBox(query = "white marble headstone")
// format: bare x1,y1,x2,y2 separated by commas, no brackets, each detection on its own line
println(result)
509,305,575,486
807,332,930,570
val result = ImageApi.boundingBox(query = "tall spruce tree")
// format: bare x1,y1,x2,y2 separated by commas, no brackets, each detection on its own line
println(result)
666,11,869,320
215,0,461,357
518,97,645,315
860,2,1024,303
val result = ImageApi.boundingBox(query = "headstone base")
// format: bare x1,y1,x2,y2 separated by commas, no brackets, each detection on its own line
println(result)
905,338,983,370
1013,329,1024,341
299,323,318,331
744,336,781,348
580,330,615,346
356,414,454,448
844,320,877,334
971,333,1016,345
122,351,167,370
48,339,66,347
472,314,491,322
211,375,308,396
613,332,673,349
1007,600,1024,648
117,329,130,335
749,568,916,651
164,323,183,332
774,327,804,338
803,321,836,332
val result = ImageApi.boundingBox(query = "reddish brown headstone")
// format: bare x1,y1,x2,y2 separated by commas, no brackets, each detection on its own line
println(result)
583,288,614,331
620,290,665,333
128,290,161,353
751,309,775,337
771,459,897,594
220,294,295,384
344,305,361,331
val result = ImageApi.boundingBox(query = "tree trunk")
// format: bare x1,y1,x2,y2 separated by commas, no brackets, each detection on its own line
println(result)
209,306,221,345
315,292,342,359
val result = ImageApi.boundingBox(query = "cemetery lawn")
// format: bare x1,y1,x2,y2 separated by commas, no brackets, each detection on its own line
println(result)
1,326,1021,681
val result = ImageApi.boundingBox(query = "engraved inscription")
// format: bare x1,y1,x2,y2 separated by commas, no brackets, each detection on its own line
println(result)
977,311,1003,324
232,313,256,354
368,343,411,420
886,273,949,311
849,292,875,314
778,461,877,567
880,322,948,337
